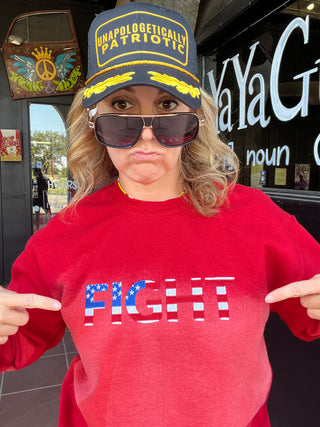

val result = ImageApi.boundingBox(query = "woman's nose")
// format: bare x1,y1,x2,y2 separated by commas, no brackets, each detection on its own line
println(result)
139,125,157,143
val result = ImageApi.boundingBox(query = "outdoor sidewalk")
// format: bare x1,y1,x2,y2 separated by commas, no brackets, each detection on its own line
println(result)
0,329,77,426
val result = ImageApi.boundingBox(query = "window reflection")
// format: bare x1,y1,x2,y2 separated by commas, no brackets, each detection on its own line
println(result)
29,103,74,232
203,0,320,192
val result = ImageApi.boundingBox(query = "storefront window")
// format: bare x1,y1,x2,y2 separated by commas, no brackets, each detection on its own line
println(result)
29,103,75,232
203,0,320,191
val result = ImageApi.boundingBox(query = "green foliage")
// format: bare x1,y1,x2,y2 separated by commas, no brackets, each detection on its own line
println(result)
31,130,67,179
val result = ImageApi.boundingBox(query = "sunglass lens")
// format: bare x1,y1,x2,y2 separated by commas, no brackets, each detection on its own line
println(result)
95,116,142,148
153,114,199,147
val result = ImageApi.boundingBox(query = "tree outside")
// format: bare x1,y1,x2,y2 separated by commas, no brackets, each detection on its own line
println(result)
31,129,67,183
31,129,69,230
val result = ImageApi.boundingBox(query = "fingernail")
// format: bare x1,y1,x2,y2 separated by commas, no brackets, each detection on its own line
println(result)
53,301,61,310
265,295,273,303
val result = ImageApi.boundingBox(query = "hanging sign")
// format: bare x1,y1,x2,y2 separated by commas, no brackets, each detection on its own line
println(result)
1,10,85,99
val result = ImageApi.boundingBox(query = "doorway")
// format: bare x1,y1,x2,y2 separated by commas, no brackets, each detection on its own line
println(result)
29,103,73,232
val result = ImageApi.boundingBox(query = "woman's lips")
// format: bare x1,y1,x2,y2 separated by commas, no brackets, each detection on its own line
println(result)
130,151,161,160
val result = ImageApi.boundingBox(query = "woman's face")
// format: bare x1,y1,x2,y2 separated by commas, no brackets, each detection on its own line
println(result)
96,85,191,200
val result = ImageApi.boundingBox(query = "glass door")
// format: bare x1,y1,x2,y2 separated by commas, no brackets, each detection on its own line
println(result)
29,103,73,232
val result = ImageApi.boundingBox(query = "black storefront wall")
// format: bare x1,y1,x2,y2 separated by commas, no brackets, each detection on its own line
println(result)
0,21,34,284
197,0,320,235
197,0,320,227
197,1,320,426
0,95,32,286
0,0,117,284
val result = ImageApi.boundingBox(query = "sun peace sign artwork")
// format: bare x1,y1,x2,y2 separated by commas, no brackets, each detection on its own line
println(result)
2,10,85,100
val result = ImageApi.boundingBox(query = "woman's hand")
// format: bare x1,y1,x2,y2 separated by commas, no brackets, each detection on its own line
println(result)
0,286,61,344
265,274,320,320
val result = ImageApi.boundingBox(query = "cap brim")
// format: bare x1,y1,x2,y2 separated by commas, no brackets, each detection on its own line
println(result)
82,63,201,110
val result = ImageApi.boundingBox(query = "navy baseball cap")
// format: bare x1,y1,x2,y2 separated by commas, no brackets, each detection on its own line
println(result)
83,2,201,110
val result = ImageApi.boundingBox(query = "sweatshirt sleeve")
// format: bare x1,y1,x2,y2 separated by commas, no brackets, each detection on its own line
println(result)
269,216,320,341
0,238,66,371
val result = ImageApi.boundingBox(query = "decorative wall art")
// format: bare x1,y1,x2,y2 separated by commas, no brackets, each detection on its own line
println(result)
1,10,84,99
0,129,22,161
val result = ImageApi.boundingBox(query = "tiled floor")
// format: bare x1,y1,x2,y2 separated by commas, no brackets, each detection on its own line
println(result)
0,330,77,426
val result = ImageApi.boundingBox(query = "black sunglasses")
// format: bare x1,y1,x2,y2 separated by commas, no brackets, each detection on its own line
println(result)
90,113,204,148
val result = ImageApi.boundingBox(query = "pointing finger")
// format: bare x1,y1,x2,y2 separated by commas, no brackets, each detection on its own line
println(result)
1,292,61,311
265,276,320,304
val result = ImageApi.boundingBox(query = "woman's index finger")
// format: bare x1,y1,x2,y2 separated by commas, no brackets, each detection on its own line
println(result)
2,292,61,311
265,278,320,303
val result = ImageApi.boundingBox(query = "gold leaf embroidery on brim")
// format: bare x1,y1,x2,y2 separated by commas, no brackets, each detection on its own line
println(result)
148,71,200,99
84,72,135,99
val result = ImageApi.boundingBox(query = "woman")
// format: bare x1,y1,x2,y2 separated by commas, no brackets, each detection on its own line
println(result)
68,85,237,213
1,3,320,426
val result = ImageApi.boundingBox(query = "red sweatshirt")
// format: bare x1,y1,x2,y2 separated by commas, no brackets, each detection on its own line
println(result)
1,183,320,427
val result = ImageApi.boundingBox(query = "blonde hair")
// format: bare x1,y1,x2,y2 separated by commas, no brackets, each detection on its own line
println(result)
67,87,239,216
